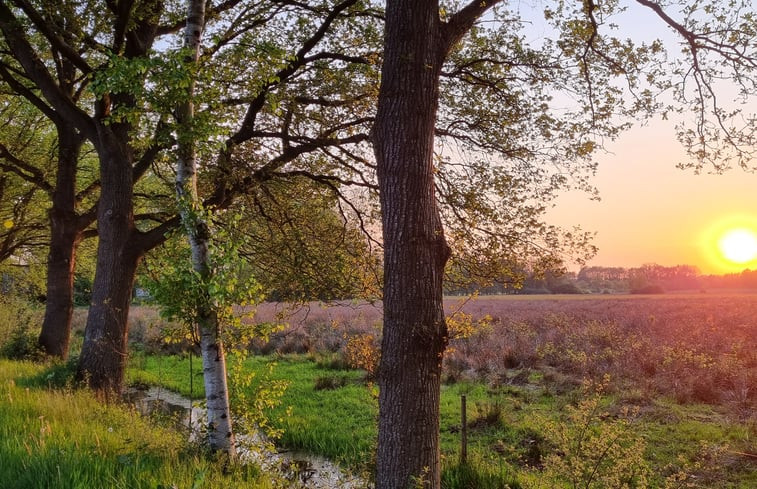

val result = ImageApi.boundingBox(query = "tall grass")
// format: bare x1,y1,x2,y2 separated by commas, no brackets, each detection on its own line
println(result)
0,360,278,489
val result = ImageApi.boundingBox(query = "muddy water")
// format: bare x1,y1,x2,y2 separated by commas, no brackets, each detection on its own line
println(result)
124,386,370,488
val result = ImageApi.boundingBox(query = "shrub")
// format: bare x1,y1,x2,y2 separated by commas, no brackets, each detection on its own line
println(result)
0,296,43,360
630,284,665,294
542,377,650,488
344,333,380,379
314,373,351,390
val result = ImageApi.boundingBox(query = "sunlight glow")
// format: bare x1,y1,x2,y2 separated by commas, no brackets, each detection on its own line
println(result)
718,228,757,264
699,216,757,273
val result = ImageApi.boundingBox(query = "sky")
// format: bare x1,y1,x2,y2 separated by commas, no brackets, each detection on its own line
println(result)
546,117,757,275
521,1,757,276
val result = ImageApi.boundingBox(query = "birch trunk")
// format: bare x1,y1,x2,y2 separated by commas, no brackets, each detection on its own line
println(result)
176,0,236,457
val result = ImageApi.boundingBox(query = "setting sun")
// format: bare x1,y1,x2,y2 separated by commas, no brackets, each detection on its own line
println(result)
718,228,757,264
699,216,757,273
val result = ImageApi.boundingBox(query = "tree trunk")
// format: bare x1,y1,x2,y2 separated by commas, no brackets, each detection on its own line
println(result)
176,0,236,457
199,313,236,455
38,219,79,357
373,1,451,488
38,125,87,359
77,130,138,396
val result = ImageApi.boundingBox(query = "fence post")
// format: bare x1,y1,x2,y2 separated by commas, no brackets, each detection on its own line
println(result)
461,394,468,465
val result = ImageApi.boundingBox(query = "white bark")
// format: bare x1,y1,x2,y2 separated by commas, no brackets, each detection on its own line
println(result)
176,0,236,458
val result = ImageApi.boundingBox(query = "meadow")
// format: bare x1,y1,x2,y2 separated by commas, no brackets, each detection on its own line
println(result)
1,292,755,488
123,293,755,487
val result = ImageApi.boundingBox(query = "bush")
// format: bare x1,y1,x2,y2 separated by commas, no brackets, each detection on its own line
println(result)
0,296,43,360
73,274,92,306
542,377,650,488
344,333,380,379
313,373,351,390
630,284,665,294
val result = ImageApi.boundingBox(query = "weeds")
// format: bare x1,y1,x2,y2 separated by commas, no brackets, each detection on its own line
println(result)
0,296,44,360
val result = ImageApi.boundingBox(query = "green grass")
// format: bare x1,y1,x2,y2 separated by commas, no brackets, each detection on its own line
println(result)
0,359,278,489
128,353,756,488
128,352,377,469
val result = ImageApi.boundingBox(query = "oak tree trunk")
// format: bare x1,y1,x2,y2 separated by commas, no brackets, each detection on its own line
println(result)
38,126,87,358
373,1,451,487
77,130,139,395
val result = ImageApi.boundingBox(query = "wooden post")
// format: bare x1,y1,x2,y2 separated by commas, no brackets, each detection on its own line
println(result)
461,394,468,465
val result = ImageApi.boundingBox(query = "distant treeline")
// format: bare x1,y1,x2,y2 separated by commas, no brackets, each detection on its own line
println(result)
446,264,757,295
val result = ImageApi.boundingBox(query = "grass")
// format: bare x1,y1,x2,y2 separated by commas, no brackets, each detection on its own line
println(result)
5,293,756,487
127,353,756,488
0,359,279,489
127,353,377,470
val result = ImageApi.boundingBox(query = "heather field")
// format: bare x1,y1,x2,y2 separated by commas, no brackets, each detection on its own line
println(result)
247,293,756,415
114,292,756,487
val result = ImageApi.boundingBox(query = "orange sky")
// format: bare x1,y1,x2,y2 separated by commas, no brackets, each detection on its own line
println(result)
515,2,757,275
547,119,757,275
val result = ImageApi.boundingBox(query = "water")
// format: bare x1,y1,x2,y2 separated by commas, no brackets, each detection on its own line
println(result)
124,386,370,488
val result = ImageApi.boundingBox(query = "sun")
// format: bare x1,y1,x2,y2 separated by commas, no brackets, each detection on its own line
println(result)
717,228,757,264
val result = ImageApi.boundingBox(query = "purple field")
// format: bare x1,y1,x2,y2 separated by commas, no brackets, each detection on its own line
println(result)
116,292,756,420
249,293,756,417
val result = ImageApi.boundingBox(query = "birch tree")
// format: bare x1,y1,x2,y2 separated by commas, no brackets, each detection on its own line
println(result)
174,0,235,457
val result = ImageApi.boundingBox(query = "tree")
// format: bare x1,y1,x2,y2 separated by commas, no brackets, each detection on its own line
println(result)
0,0,179,375
0,93,98,355
236,178,381,302
0,0,383,392
173,0,236,457
0,97,50,266
372,2,506,486
373,1,755,487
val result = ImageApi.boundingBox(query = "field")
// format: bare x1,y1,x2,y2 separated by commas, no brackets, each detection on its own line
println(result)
1,292,754,487
119,293,756,488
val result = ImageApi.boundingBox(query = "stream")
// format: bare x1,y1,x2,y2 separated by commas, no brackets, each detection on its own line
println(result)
124,386,370,489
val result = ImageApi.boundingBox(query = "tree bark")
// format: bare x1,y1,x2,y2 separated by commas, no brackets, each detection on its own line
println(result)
373,1,450,488
74,0,165,396
77,127,139,395
38,124,88,358
177,0,236,457
373,0,500,486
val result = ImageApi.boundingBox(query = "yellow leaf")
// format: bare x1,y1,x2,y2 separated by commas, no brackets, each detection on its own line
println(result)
3,220,13,229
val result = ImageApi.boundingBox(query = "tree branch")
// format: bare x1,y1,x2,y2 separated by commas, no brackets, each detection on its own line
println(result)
10,0,93,75
0,3,96,140
0,143,53,193
441,0,504,57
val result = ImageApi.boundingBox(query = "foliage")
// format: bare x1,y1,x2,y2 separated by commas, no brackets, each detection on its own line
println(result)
234,178,382,303
227,351,289,443
542,376,650,489
0,295,43,360
144,212,265,342
344,333,380,380
73,274,93,307
0,96,54,265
